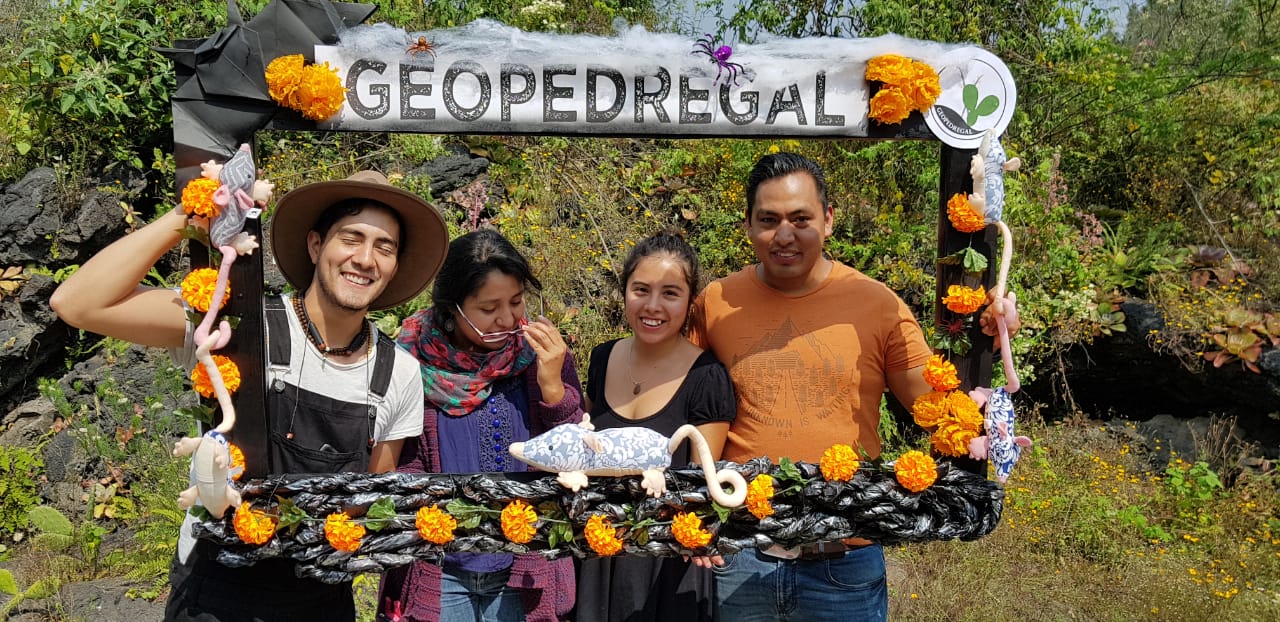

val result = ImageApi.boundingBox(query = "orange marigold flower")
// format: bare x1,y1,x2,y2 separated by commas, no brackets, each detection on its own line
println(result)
922,354,960,392
415,505,457,545
265,54,305,105
293,62,346,122
869,87,913,124
911,390,950,428
190,355,241,398
947,193,986,233
232,502,277,545
895,450,938,493
904,61,942,111
585,514,624,556
746,474,775,520
181,177,221,219
228,442,246,480
500,500,538,544
671,512,713,549
180,268,230,313
865,54,915,85
931,420,979,457
324,512,365,553
820,444,860,481
946,391,985,432
943,284,987,315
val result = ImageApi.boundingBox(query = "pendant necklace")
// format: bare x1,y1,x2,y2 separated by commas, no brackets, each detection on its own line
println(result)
626,340,653,395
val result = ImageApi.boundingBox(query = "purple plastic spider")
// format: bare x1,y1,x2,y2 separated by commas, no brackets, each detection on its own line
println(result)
691,33,747,86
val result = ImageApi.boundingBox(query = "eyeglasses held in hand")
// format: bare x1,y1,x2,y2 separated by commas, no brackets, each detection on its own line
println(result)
454,295,543,343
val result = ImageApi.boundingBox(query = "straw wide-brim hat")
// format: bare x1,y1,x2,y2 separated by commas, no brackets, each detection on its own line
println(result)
270,170,448,311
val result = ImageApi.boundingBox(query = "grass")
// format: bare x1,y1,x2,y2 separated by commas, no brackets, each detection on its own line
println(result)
886,415,1280,621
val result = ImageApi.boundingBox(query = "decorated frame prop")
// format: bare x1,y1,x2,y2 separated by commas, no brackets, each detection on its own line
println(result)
165,0,1020,573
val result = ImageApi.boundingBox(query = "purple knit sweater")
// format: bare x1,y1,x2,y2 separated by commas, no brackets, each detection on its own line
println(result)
378,352,583,622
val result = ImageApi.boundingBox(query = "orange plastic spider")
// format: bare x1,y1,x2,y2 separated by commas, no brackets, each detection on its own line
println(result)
406,36,436,58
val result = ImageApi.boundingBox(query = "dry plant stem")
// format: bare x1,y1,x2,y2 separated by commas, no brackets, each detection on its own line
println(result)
1183,180,1238,266
555,150,617,280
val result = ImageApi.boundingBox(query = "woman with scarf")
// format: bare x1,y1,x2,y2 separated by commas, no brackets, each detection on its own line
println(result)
378,229,582,622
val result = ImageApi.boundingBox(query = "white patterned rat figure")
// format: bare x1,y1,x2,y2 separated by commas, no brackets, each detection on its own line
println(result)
509,414,747,507
173,331,244,519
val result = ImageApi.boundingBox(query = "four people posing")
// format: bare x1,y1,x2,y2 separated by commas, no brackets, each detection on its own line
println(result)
53,152,1012,622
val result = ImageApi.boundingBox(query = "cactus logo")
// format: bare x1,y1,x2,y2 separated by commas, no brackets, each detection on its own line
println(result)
925,48,1017,149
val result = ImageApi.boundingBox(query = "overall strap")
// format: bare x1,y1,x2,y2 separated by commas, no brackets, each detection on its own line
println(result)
264,295,291,367
370,332,395,400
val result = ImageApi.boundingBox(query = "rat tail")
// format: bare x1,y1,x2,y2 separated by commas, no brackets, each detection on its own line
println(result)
670,425,747,508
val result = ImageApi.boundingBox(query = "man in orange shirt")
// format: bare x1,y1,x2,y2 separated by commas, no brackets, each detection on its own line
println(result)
691,152,1011,621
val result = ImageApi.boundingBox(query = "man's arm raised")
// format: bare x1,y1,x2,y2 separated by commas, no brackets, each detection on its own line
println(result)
50,207,191,348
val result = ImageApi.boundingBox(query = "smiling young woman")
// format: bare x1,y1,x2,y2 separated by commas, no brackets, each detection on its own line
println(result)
575,231,737,622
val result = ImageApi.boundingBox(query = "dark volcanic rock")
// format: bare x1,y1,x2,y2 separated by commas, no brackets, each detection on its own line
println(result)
1027,299,1280,456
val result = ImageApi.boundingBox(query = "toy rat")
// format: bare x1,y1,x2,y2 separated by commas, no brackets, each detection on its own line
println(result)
509,414,748,508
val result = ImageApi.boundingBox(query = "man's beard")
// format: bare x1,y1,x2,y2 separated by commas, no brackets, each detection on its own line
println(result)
314,269,376,314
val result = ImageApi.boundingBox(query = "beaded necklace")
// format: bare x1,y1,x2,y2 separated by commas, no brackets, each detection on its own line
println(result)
292,292,370,357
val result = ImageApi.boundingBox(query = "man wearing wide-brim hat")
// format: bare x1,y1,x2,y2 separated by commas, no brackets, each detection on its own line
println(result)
52,168,448,620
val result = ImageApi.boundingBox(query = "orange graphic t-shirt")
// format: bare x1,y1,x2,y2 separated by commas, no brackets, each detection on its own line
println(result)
691,262,932,463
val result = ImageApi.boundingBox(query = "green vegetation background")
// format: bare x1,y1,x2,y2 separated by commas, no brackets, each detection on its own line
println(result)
0,0,1277,620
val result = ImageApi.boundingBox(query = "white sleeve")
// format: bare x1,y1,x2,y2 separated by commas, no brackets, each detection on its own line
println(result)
375,349,425,442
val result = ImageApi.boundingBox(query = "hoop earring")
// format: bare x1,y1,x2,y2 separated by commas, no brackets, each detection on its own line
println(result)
443,317,456,333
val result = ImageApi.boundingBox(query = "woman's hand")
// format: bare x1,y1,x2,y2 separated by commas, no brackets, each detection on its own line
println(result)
523,317,568,404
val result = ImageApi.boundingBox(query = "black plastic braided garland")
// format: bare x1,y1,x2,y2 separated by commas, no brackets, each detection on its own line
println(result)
191,458,1004,584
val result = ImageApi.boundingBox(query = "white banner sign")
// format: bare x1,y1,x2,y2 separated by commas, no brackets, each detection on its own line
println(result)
314,22,1014,145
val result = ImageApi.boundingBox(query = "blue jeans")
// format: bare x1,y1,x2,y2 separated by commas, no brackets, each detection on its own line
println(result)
713,544,887,622
440,566,525,622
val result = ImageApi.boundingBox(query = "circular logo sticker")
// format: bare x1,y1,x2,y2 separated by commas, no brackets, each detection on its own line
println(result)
924,48,1017,149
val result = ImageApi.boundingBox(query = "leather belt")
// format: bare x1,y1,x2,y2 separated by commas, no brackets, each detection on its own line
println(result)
797,541,853,560
761,541,864,561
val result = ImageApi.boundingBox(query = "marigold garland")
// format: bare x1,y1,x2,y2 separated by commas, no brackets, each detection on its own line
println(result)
932,420,979,457
180,268,230,313
745,474,775,519
265,55,346,122
819,444,860,482
293,63,347,121
943,284,987,315
895,450,939,493
865,54,915,84
922,355,960,392
415,505,457,545
904,62,942,111
947,193,986,233
228,443,245,480
671,512,713,549
232,502,277,545
911,390,950,428
264,55,305,103
946,391,984,431
500,500,538,544
868,88,913,124
865,54,941,124
324,512,366,552
585,514,624,556
181,177,221,219
191,355,241,398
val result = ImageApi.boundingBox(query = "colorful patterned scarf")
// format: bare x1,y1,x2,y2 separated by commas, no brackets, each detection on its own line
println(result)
397,307,537,418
